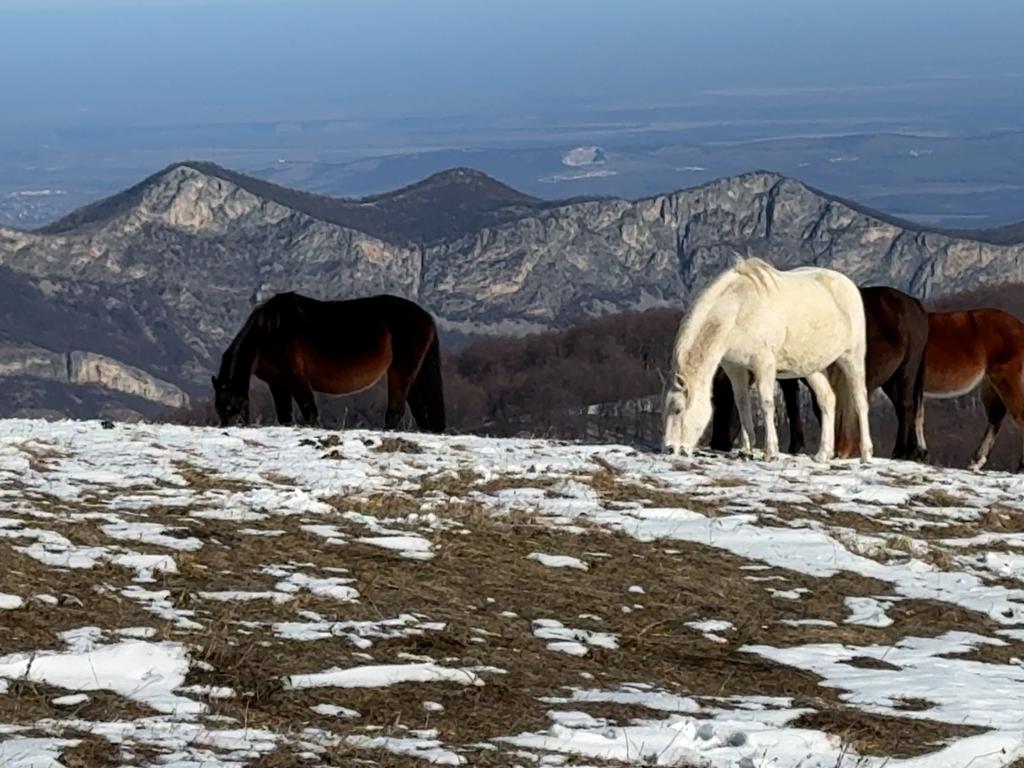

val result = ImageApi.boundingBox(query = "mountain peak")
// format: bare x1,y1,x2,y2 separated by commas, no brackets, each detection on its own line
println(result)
37,161,236,235
359,167,542,208
40,161,550,244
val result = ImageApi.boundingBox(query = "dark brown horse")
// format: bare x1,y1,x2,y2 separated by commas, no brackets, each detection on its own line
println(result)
711,285,928,460
212,293,445,432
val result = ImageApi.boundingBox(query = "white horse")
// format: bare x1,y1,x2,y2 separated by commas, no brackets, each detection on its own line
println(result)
663,258,873,463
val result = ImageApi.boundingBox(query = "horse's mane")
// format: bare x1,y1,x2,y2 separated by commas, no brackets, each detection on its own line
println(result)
732,257,781,294
217,294,299,387
671,258,780,384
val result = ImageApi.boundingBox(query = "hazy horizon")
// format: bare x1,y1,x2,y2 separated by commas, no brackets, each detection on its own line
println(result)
3,0,1023,130
3,0,1024,230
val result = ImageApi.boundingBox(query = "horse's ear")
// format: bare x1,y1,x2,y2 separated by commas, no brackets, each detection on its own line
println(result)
211,375,218,389
655,368,667,388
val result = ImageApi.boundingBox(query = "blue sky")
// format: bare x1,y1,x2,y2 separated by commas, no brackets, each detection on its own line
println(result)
2,0,1022,128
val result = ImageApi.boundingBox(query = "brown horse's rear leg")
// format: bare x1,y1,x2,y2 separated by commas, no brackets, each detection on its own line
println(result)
882,367,922,460
385,368,409,430
972,377,1010,470
269,381,294,426
710,368,741,452
780,379,805,455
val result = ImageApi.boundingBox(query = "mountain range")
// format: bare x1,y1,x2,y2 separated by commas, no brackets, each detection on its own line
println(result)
0,161,1022,419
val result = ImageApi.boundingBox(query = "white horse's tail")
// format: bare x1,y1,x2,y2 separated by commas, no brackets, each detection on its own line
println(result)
732,258,781,294
833,367,861,458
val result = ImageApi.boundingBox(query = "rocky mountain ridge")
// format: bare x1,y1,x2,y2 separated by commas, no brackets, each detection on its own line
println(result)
1,161,1022,416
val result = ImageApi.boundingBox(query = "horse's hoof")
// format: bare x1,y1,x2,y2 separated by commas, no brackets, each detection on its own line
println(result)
814,452,832,464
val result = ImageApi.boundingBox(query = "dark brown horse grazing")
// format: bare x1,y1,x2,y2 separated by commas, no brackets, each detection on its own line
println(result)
212,293,445,432
711,285,929,460
914,309,1024,471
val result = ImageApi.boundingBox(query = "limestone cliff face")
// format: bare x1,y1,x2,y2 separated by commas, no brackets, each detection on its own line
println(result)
0,163,1022,415
68,352,188,409
0,346,187,409
421,173,1024,328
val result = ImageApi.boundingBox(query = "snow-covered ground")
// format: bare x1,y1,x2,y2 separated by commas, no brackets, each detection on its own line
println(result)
2,419,1024,766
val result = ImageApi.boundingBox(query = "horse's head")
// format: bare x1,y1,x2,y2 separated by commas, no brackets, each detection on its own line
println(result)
662,373,711,456
211,375,250,427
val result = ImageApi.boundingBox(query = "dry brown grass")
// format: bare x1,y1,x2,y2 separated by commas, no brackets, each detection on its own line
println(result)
585,468,729,516
374,437,424,454
60,734,122,768
0,680,155,725
794,706,982,758
14,439,70,473
0,452,1014,766
911,488,970,508
172,505,985,759
171,459,252,492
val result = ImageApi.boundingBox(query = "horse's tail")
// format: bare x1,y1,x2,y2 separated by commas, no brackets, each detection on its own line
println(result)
833,367,860,459
407,328,446,433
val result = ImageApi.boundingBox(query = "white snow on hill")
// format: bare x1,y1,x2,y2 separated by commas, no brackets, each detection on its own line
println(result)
1,419,1024,766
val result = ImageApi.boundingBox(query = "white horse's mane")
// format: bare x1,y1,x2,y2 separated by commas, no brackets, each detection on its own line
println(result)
671,258,780,380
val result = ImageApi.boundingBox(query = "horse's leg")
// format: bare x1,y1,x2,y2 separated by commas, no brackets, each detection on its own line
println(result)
914,390,929,459
971,377,1008,471
754,360,780,460
834,354,873,463
881,372,913,460
803,371,837,463
710,368,741,451
269,380,294,426
905,347,929,462
722,363,754,455
832,360,863,460
781,379,805,454
385,367,409,430
291,381,320,427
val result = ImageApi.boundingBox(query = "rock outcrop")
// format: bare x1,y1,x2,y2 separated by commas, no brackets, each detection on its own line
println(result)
0,345,187,409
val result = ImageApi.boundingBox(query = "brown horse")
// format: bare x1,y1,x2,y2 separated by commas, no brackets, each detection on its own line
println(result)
912,309,1024,471
212,293,445,432
711,285,929,460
